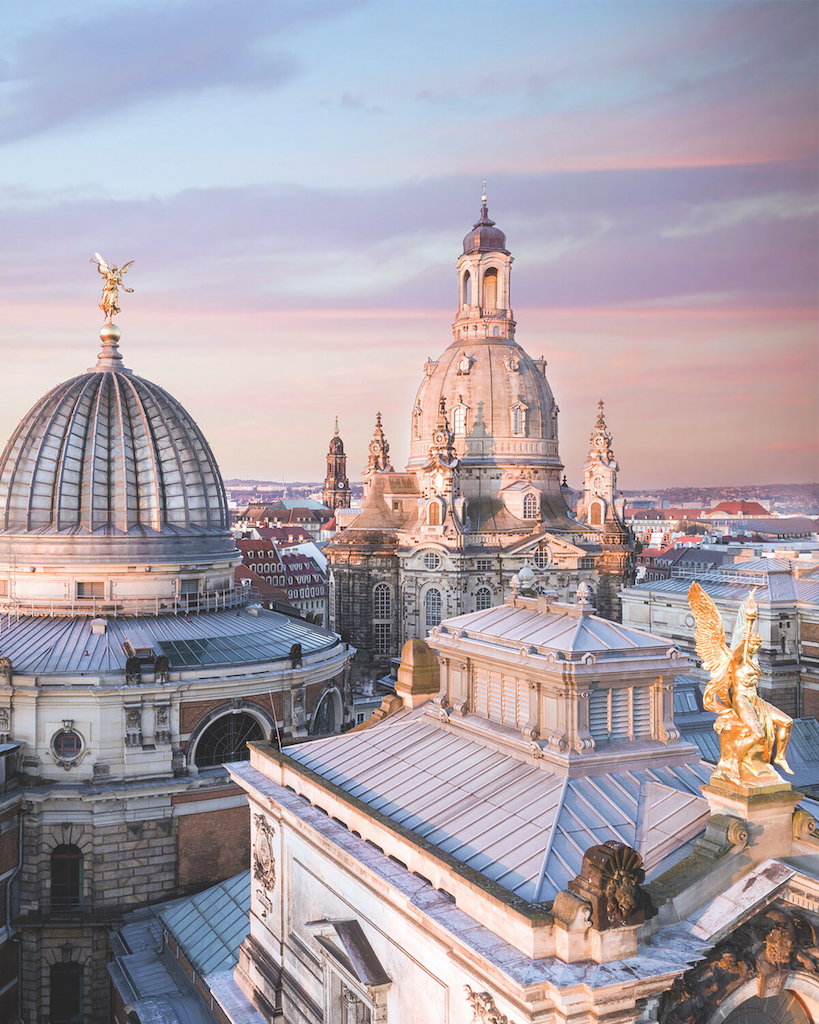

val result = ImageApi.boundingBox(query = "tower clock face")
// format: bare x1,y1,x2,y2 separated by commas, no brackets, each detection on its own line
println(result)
594,436,604,447
370,441,381,454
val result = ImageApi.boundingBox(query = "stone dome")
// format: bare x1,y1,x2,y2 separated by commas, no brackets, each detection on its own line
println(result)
0,325,239,612
462,203,507,255
408,338,561,470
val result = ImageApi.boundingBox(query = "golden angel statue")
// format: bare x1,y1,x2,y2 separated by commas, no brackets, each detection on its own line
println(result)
688,581,792,786
90,253,134,322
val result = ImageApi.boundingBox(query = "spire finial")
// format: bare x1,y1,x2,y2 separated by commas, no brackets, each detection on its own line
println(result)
482,180,487,206
90,253,135,322
334,416,339,437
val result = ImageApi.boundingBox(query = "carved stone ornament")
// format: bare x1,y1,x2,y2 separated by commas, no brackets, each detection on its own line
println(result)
464,984,516,1024
253,813,276,892
0,706,9,741
567,841,655,930
0,657,12,681
658,903,819,1024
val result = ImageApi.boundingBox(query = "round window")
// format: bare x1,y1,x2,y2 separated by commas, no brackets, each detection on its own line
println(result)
53,731,82,761
423,552,441,570
533,547,550,569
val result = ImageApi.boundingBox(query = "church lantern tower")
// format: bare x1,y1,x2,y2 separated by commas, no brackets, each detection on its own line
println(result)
322,417,351,511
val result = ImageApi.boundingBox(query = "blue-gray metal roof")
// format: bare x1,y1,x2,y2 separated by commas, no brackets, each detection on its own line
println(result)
0,606,338,675
439,602,669,656
157,870,250,976
287,708,711,902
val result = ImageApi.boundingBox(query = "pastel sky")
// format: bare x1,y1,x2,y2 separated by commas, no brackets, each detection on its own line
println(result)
0,0,816,489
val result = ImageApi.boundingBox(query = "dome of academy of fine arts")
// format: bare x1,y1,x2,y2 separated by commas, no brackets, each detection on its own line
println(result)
0,322,241,614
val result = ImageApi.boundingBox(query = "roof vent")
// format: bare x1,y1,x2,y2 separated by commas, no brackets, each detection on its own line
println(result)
91,618,107,635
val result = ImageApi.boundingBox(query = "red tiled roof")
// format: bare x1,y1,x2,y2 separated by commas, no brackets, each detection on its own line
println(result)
710,501,770,515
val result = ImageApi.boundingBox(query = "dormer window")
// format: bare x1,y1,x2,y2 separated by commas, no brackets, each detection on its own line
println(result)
511,402,528,435
523,493,539,519
457,354,472,375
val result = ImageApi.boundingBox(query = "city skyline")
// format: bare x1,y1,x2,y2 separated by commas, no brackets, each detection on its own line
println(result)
0,0,816,489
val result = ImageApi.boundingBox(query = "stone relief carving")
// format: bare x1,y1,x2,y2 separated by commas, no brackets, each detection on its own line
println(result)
0,706,9,742
658,903,819,1023
567,841,655,930
125,656,141,685
464,985,516,1024
253,813,276,892
154,704,171,744
125,706,142,747
0,657,12,681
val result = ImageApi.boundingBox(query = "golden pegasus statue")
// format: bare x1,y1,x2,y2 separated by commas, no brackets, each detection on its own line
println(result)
688,581,793,786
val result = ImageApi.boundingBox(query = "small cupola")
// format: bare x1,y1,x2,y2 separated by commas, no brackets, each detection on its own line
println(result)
462,184,507,255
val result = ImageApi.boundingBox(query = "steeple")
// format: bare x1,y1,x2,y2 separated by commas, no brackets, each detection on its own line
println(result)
576,401,621,528
367,412,393,473
322,417,350,510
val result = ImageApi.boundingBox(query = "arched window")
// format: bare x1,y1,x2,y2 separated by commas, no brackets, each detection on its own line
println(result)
589,502,602,526
311,689,340,735
373,583,391,619
425,588,442,628
492,326,499,336
523,493,539,519
513,406,525,435
484,267,498,307
452,406,467,434
50,963,84,1024
476,586,492,611
428,501,441,526
194,712,265,768
462,271,471,306
51,844,83,910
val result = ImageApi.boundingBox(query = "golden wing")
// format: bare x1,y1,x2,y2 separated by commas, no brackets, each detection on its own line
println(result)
120,261,135,275
93,252,110,274
687,581,730,673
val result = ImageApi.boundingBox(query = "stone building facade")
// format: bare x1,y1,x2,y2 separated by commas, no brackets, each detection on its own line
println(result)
0,319,352,1023
228,591,819,1023
326,197,633,682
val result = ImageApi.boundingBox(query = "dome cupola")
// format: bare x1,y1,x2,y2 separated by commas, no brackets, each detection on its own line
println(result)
0,265,240,615
462,185,508,255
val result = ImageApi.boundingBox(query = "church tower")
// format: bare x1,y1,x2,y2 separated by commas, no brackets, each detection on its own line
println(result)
576,401,620,526
322,417,351,511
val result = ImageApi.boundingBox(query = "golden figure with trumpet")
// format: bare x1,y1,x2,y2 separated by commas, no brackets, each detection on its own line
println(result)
688,581,793,786
90,253,134,322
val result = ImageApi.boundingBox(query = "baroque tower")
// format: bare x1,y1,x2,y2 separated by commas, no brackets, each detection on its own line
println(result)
321,417,351,511
576,400,620,526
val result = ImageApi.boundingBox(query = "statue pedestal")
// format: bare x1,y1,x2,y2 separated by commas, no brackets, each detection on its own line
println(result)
702,778,801,864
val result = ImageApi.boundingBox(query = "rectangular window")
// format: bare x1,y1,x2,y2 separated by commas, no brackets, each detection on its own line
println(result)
374,622,391,654
476,558,493,572
76,581,104,600
0,580,7,597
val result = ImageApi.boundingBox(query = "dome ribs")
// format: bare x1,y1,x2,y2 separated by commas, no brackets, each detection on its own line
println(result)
121,374,165,533
55,375,98,531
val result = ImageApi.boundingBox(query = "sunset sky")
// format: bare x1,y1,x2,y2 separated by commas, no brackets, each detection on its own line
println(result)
0,0,816,489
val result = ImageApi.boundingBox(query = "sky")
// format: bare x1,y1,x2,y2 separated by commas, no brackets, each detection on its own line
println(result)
0,0,816,490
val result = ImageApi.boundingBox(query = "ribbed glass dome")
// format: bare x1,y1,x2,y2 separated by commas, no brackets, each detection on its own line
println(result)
0,326,228,536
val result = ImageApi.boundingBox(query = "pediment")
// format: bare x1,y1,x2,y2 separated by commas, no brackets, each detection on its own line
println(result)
508,530,587,558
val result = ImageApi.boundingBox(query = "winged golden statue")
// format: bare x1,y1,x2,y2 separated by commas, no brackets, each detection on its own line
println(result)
688,581,792,786
90,253,134,322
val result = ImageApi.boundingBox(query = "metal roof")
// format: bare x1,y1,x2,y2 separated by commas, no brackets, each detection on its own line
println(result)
157,870,250,976
438,601,668,657
287,708,711,902
0,605,338,675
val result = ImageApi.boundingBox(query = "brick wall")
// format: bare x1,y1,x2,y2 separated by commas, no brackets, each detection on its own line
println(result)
180,692,283,736
176,802,250,888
